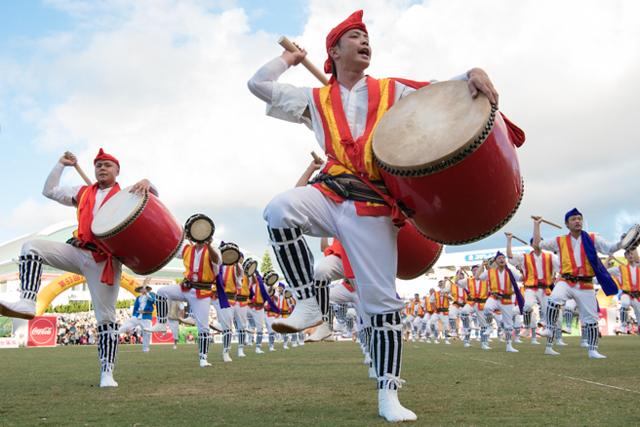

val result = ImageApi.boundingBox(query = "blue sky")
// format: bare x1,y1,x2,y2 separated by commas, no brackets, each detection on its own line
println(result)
1,0,638,259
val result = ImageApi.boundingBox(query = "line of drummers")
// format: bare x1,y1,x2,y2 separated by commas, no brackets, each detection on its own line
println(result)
401,244,640,355
142,213,309,366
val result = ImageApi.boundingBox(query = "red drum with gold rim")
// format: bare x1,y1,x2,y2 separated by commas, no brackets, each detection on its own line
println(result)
397,222,442,280
91,188,183,275
373,80,524,244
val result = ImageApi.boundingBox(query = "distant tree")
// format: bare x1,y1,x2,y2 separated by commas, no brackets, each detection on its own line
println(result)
260,249,274,274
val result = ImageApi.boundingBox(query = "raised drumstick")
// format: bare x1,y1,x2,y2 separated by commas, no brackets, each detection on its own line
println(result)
278,36,330,86
311,151,324,164
531,216,562,229
64,151,92,186
505,233,528,246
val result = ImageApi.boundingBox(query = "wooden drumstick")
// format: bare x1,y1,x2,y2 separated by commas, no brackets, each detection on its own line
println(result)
505,232,528,246
74,164,93,186
311,151,324,164
531,216,562,229
278,36,330,86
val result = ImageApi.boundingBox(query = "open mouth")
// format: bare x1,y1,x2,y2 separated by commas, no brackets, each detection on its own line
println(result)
358,47,370,58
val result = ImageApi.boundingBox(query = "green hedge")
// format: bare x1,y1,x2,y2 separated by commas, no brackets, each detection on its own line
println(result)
45,299,134,314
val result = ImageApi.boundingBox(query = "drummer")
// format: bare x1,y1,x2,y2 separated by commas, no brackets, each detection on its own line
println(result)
533,209,622,358
149,220,222,368
247,9,499,422
607,248,640,335
0,149,154,387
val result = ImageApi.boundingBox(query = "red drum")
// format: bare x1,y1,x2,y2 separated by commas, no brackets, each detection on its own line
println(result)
373,81,524,244
91,188,184,275
396,222,442,280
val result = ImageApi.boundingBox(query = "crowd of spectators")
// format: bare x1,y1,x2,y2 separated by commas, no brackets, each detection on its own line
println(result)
55,309,140,345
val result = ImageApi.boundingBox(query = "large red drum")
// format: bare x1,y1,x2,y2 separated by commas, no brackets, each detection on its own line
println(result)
396,222,442,280
91,188,184,275
373,81,524,245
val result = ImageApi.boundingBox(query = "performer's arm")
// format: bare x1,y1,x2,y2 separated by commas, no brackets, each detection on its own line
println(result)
42,157,81,206
593,234,621,255
129,179,158,197
247,55,311,125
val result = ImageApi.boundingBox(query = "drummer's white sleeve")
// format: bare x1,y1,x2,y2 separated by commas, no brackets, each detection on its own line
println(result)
42,162,81,207
456,279,469,291
248,56,312,128
510,253,525,268
477,271,489,281
594,234,620,255
539,240,559,253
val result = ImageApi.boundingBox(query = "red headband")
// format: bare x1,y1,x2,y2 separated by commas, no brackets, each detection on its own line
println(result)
94,148,120,168
324,10,368,74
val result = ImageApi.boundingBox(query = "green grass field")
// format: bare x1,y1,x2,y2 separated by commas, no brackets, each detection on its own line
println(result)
1,336,639,426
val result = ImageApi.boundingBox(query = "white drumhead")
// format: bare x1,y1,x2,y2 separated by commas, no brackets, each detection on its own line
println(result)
373,80,492,171
91,187,145,237
189,219,213,241
621,224,640,249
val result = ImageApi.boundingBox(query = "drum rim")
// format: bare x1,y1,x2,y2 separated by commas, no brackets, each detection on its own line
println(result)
220,243,240,265
185,214,215,243
243,259,258,275
375,104,497,178
422,177,524,245
264,271,279,286
397,241,443,280
133,231,185,276
93,190,149,238
621,225,640,249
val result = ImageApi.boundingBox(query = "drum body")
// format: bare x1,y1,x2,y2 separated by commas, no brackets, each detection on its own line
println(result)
373,81,523,245
220,242,241,265
243,259,258,277
396,222,442,280
92,189,183,275
621,225,640,250
185,214,214,243
263,271,279,286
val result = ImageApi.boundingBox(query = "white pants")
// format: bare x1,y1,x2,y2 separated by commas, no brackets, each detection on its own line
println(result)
549,281,598,324
157,285,210,333
264,186,401,315
119,317,151,350
330,283,358,305
483,298,514,329
429,313,450,331
168,319,180,341
251,308,266,333
234,304,249,330
22,240,122,324
265,315,278,333
211,299,234,330
523,287,548,326
461,303,487,327
315,254,344,281
564,298,577,313
449,305,462,320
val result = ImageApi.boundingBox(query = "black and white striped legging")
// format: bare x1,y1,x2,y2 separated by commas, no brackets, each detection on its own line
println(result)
268,227,315,300
97,322,119,373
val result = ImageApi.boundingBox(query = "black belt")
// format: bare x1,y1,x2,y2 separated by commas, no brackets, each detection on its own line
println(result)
470,298,487,303
235,295,249,302
622,290,640,298
436,308,448,313
66,237,98,253
183,281,213,291
561,274,593,283
492,293,513,299
310,173,412,216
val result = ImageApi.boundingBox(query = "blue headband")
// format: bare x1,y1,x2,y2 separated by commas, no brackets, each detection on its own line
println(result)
495,251,505,258
565,208,582,222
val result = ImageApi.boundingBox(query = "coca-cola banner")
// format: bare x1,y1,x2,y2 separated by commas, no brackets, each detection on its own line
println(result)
28,316,57,347
150,318,174,344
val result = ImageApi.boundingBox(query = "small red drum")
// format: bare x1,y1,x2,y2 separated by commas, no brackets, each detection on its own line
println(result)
91,188,184,275
373,81,524,244
396,222,442,280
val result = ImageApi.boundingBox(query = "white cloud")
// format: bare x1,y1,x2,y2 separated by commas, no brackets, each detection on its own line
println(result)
2,0,640,253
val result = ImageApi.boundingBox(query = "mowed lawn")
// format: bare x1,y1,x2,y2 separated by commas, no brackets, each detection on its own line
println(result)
1,336,639,426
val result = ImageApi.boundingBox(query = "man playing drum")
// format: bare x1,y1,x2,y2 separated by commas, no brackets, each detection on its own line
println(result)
475,253,522,353
533,209,622,358
0,149,153,387
608,248,640,335
248,10,498,420
506,232,559,345
149,229,222,367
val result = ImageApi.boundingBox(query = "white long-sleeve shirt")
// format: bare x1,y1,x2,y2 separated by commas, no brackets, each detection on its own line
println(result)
510,251,560,280
41,161,158,216
539,234,620,269
247,57,468,150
